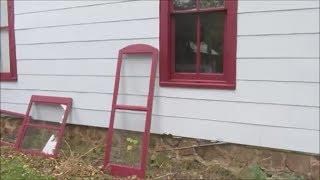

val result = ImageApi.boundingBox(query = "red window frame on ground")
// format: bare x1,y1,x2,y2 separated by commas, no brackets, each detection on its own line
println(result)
159,0,237,89
0,0,17,81
15,95,73,158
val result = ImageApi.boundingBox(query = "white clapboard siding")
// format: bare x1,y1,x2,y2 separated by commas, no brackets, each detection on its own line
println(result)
16,39,158,59
15,1,159,29
21,0,319,15
1,0,319,154
1,89,319,131
15,18,159,44
238,0,320,13
15,9,319,45
237,34,319,58
14,1,320,30
14,1,122,14
17,58,320,83
1,102,319,154
1,75,319,107
2,75,319,107
237,59,319,82
238,8,319,35
17,58,154,78
16,34,319,59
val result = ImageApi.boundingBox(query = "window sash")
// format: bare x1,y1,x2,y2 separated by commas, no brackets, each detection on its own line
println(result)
0,0,17,81
170,1,228,78
159,0,237,89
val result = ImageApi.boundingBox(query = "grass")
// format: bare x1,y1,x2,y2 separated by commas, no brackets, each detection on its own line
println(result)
0,151,54,180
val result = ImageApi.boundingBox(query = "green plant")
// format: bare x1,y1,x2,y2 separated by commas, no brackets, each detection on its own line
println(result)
125,137,140,166
238,165,267,180
0,156,54,180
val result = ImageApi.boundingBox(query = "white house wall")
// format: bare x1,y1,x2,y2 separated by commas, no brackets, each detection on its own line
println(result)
0,0,319,154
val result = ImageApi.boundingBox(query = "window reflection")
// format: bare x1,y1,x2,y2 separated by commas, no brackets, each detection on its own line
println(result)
21,127,58,155
173,0,196,10
200,0,224,9
175,14,197,72
200,12,225,73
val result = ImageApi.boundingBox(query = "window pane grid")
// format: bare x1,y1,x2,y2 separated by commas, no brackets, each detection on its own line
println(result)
0,0,17,81
171,0,227,78
160,0,236,89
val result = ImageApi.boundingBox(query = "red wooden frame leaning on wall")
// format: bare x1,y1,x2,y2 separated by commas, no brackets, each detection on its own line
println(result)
0,0,17,81
15,95,73,158
0,109,25,147
159,0,237,89
103,44,158,178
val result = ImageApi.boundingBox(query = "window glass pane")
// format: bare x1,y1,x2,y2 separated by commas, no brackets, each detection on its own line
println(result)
0,0,8,27
173,0,196,10
200,0,224,9
29,102,67,126
175,14,196,72
200,12,225,73
21,127,58,155
118,54,151,105
0,29,11,73
109,110,145,167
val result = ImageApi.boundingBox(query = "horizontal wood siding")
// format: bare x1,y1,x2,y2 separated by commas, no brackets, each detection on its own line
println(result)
16,58,319,82
1,0,319,153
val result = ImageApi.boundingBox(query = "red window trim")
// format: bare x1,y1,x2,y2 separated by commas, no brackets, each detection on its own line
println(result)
0,0,17,81
15,95,73,158
159,0,237,89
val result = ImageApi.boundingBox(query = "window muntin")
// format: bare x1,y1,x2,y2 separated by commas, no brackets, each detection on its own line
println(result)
160,0,237,89
0,0,17,81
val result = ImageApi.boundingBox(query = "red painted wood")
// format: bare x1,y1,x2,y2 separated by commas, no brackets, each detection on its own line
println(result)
15,95,72,158
115,105,148,112
31,95,73,105
159,0,237,89
103,44,158,178
0,0,17,81
109,164,144,178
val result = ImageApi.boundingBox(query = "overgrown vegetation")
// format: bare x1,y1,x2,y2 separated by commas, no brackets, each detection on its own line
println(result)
0,147,54,180
0,118,309,179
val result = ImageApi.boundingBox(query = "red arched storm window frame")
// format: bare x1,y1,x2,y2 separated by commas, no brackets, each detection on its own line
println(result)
0,0,17,81
159,0,237,89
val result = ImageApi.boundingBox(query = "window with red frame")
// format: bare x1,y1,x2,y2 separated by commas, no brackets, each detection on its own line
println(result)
159,0,237,89
0,0,17,81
